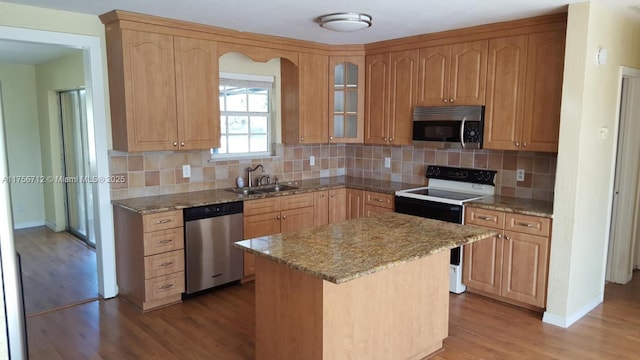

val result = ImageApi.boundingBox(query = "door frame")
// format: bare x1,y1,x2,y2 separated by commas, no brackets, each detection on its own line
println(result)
0,27,116,300
606,66,640,283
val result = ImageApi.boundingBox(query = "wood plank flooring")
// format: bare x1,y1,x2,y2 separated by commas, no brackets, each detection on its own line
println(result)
14,226,98,315
26,273,640,359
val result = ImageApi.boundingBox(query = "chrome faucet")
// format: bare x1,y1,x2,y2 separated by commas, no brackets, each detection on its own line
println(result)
257,175,270,186
246,164,264,188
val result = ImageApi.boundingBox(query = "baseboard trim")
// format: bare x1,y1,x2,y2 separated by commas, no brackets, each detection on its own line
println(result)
45,221,64,232
542,292,603,328
13,220,45,230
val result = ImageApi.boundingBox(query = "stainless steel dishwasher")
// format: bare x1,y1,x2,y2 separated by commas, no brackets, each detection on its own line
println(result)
183,201,243,295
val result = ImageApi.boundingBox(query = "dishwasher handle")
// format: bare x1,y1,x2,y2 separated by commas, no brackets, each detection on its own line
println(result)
183,201,243,221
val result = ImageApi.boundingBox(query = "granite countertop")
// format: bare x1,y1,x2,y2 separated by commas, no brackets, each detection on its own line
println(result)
466,195,554,218
234,212,497,284
112,176,420,214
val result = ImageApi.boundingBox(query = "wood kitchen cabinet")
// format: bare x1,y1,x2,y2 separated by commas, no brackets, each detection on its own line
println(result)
104,27,220,152
346,188,365,220
113,207,185,311
314,188,348,227
463,206,551,310
282,52,329,144
364,50,416,145
483,30,565,152
243,193,315,278
329,56,365,143
346,189,394,219
417,40,488,106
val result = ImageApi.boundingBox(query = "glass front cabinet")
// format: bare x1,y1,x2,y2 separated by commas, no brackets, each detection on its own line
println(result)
329,56,364,143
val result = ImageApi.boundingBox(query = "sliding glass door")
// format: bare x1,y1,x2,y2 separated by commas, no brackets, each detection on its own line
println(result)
59,89,94,247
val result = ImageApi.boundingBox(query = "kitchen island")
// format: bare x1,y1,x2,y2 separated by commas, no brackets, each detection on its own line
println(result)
235,212,496,360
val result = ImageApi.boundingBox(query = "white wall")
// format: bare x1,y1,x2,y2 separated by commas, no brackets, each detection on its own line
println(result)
0,63,46,228
545,1,640,327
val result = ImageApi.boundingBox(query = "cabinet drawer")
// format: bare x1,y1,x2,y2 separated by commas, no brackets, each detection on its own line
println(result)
244,197,281,216
143,227,184,256
281,193,314,210
144,250,185,279
365,204,394,217
364,191,394,209
143,210,183,232
505,213,551,237
465,207,505,229
145,272,185,301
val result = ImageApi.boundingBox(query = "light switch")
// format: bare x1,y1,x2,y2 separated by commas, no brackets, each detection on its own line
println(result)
182,164,191,178
600,126,609,140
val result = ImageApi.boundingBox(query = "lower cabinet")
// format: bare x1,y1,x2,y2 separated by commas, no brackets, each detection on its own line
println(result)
346,189,365,219
113,206,185,311
347,190,395,219
314,188,348,227
243,193,315,279
463,207,551,309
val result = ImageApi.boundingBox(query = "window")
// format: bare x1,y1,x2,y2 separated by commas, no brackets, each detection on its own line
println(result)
213,72,274,158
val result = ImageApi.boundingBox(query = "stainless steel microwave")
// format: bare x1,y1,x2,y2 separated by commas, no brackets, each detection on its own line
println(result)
412,105,484,149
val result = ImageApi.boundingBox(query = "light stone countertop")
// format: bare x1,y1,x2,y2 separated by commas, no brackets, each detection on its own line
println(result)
112,176,420,214
234,212,497,284
465,195,554,218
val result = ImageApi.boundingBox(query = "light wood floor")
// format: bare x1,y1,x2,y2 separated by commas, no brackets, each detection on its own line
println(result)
26,273,639,359
14,226,98,315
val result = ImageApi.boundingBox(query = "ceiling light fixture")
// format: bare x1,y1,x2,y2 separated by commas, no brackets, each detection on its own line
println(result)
318,13,372,32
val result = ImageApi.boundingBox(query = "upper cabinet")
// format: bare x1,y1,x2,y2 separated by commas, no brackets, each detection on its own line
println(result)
417,40,488,106
105,28,220,152
329,56,365,143
483,30,565,152
281,52,329,144
364,50,417,145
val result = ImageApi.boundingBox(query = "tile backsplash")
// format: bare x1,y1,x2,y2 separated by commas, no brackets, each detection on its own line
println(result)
109,144,556,201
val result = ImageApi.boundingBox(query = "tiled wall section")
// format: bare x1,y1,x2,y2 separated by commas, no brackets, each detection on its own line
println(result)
345,145,556,201
109,144,556,201
108,144,346,200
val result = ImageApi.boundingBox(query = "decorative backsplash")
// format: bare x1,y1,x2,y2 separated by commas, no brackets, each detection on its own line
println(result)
109,144,556,201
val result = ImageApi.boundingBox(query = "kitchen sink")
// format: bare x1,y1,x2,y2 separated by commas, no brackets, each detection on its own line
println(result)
226,184,298,195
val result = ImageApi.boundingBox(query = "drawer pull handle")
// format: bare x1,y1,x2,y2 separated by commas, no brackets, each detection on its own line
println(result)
157,239,172,244
518,222,535,228
159,262,173,267
477,216,493,221
159,284,174,290
374,198,384,202
155,219,171,224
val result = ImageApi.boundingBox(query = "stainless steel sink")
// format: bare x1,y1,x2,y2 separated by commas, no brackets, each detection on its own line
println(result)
226,184,298,195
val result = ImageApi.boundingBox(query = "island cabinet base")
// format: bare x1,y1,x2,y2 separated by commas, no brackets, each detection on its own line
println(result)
255,251,449,360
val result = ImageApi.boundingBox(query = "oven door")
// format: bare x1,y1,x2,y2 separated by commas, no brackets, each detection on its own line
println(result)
394,196,463,265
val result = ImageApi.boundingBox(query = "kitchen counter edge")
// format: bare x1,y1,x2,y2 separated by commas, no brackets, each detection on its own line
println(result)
465,195,554,218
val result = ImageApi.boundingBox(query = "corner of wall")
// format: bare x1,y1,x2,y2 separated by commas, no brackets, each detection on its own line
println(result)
542,291,603,328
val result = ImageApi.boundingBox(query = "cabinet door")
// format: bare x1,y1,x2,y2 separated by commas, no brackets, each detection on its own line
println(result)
174,36,220,150
417,45,450,106
388,49,418,145
120,30,177,151
364,53,390,144
346,189,365,220
244,212,281,239
281,207,315,233
329,56,364,143
328,188,347,224
299,52,329,144
462,230,503,296
521,30,565,152
483,36,528,151
314,190,329,227
449,40,488,105
501,231,550,307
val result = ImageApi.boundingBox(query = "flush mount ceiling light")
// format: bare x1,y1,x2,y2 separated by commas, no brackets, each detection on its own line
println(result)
318,12,372,32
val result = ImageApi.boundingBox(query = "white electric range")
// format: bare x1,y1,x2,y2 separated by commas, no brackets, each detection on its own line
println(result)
395,165,497,293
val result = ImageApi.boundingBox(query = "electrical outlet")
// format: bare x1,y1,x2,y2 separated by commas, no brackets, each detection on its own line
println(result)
516,169,525,182
384,157,391,168
182,164,191,178
310,156,315,166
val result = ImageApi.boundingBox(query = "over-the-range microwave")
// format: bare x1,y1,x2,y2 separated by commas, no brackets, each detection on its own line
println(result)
412,105,484,149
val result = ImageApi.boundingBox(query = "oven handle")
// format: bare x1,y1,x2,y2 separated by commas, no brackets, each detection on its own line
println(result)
460,116,467,149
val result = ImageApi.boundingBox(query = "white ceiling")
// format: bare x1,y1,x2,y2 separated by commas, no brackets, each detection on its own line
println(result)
2,0,640,64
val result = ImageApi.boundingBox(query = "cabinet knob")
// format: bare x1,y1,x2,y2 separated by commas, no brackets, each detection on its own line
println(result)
504,235,510,240
320,194,325,199
173,142,178,146
389,138,393,142
384,137,388,142
276,215,281,220
449,98,454,103
300,137,304,142
330,193,334,197
523,142,528,148
515,141,520,147
443,99,448,103
329,136,333,140
180,141,185,147
497,234,502,239
282,215,286,220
